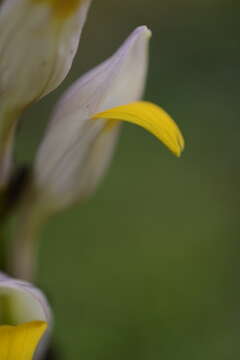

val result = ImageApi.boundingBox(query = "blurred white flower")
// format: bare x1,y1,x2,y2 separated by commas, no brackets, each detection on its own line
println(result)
0,0,92,185
34,26,184,212
0,272,51,359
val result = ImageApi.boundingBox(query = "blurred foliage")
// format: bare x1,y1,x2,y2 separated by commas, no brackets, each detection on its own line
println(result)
13,0,240,359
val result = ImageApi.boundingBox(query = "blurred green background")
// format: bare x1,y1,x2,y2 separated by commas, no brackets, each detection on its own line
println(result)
17,0,240,359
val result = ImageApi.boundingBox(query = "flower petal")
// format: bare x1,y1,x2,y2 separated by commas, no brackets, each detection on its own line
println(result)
0,272,51,325
0,0,92,185
93,101,185,157
34,26,151,210
0,0,92,107
0,321,47,360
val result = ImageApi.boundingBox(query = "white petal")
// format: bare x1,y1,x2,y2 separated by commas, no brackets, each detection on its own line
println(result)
35,26,151,210
0,0,92,187
0,0,92,120
0,272,52,359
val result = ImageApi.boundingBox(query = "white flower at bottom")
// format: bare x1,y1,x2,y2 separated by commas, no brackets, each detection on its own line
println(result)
34,26,185,212
0,272,51,360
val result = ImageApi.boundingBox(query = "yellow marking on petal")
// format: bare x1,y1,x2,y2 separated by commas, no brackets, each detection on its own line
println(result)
0,321,47,360
93,101,185,157
32,0,84,19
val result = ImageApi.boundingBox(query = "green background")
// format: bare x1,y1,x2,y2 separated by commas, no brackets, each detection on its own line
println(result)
17,0,240,358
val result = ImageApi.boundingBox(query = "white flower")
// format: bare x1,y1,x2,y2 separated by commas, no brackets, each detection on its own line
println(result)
0,0,92,185
0,272,51,359
34,26,184,212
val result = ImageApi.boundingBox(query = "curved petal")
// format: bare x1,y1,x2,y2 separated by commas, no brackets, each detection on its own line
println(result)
0,272,51,324
35,26,151,210
0,321,47,360
93,101,185,157
0,0,92,185
0,0,92,108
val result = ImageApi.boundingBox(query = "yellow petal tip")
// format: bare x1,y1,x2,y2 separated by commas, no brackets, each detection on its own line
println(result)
92,101,185,158
0,321,48,360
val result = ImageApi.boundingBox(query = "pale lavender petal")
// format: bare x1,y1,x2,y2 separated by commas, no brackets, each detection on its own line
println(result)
34,26,151,210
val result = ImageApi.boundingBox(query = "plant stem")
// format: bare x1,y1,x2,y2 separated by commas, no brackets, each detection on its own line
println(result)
7,194,44,282
0,110,18,190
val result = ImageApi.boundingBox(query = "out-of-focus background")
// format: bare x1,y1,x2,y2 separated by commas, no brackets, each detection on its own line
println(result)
17,0,240,359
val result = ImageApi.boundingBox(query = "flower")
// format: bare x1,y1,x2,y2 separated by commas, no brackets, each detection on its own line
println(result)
0,0,92,186
0,272,51,359
33,26,184,213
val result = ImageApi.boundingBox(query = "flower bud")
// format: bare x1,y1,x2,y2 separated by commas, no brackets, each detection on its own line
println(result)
33,26,184,213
